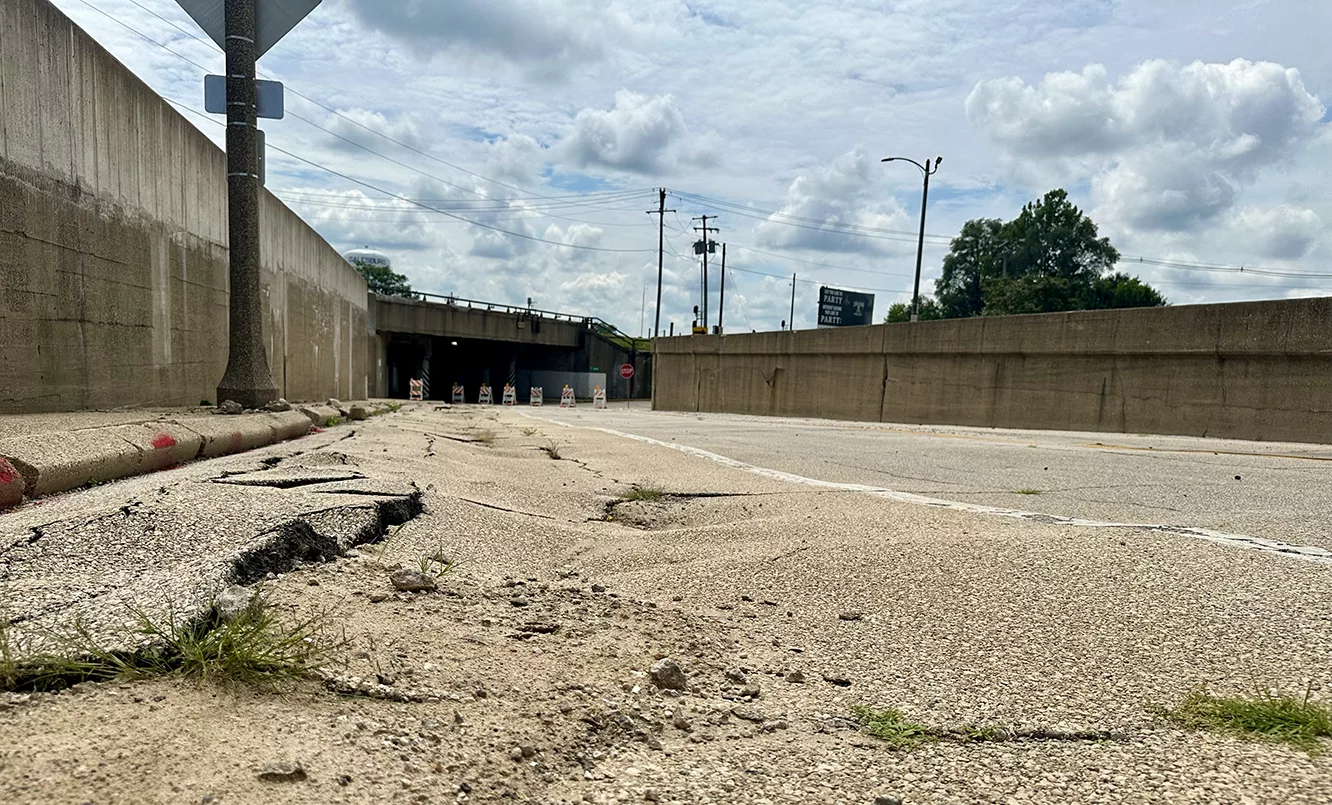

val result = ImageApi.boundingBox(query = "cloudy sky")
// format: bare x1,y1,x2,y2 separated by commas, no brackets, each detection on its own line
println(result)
53,0,1332,332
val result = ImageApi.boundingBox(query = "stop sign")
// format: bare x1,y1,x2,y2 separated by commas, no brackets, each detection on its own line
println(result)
619,364,635,380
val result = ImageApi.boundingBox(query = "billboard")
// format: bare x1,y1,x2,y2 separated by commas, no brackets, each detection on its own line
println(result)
818,286,875,327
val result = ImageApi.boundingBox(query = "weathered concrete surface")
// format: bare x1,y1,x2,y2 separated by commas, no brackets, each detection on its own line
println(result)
2,406,1330,804
653,297,1332,443
372,296,585,348
0,0,370,414
0,411,314,503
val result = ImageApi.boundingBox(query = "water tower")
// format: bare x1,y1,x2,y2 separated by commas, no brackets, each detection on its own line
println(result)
344,247,392,269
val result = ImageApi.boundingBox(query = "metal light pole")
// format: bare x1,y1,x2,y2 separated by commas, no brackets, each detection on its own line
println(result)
882,155,942,322
216,0,278,408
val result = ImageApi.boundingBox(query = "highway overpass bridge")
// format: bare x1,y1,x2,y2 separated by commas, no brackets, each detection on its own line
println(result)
369,294,650,402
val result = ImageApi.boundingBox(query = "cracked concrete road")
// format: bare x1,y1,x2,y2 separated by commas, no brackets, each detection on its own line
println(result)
1,403,1330,805
536,405,1332,554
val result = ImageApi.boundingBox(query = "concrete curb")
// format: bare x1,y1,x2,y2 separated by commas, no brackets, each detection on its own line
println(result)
0,430,147,498
0,458,24,508
298,405,341,427
0,409,323,508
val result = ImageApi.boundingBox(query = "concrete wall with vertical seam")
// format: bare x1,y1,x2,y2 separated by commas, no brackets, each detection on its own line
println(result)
652,297,1332,444
0,0,368,413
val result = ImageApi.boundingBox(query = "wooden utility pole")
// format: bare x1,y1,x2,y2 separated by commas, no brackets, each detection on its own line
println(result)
692,215,720,332
646,189,674,338
717,244,726,335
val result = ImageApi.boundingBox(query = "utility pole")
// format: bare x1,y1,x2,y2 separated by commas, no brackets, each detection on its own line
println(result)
646,189,674,338
717,244,726,335
789,273,797,331
215,0,277,408
692,215,720,332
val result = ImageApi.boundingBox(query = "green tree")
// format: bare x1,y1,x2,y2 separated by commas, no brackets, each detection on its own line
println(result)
352,261,415,298
934,218,1003,319
925,189,1165,318
1083,272,1168,309
884,298,942,323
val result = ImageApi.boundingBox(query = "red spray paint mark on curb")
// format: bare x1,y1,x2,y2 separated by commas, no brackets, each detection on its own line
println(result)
151,434,178,450
0,459,19,486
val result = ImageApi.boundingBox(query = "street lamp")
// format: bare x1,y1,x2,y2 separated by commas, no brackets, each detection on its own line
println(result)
882,155,942,321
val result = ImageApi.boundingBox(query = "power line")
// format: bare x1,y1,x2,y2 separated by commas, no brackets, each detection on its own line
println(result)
166,97,655,254
116,0,572,201
671,190,954,245
75,0,654,235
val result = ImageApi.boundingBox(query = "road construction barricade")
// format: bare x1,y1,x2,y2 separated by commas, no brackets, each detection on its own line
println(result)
502,384,517,406
478,384,493,404
409,379,424,401
560,386,576,408
451,384,464,404
593,386,607,409
530,387,543,407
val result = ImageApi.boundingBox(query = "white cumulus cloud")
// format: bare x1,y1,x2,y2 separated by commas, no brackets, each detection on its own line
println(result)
754,148,913,255
558,91,715,175
967,59,1326,233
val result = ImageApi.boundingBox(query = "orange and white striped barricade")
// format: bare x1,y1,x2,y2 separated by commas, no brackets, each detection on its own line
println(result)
593,386,607,409
451,384,464,404
409,379,424,401
530,387,544,407
502,384,517,406
478,384,493,404
559,385,576,408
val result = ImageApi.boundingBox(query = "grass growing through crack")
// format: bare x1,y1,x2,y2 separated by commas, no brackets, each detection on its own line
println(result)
1016,488,1043,495
472,428,496,445
522,427,539,437
851,706,941,751
0,595,345,693
326,416,343,427
541,439,565,460
621,484,667,502
1160,687,1332,752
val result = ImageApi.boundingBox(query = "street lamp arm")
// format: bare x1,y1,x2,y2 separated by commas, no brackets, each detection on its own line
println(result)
881,156,928,174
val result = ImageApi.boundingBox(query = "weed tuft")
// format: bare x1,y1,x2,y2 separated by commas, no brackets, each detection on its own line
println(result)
326,416,343,427
522,427,539,437
1016,489,1043,495
621,484,667,502
0,596,345,693
473,429,496,445
387,402,403,413
541,439,565,460
851,705,940,751
1160,687,1332,752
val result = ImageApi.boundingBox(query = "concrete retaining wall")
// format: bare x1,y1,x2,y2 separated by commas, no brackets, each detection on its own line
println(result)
0,0,369,413
653,297,1332,444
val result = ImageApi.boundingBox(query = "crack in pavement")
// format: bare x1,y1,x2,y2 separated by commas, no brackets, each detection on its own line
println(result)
526,414,1332,566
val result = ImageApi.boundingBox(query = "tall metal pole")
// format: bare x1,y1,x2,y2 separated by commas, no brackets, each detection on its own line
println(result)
789,273,797,331
216,0,277,408
911,165,931,322
717,244,726,335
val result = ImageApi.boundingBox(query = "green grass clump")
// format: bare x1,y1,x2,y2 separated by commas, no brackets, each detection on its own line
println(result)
522,427,539,437
1016,488,1043,495
621,484,667,502
541,439,564,460
1162,688,1332,752
326,416,343,427
1,596,345,693
851,705,940,751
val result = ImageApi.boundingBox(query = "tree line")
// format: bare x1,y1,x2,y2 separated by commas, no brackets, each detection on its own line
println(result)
886,189,1165,323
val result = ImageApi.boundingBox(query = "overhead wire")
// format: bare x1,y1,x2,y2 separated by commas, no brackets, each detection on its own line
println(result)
72,0,655,253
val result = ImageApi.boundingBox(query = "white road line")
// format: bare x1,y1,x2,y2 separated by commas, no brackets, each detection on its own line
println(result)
519,411,1332,566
